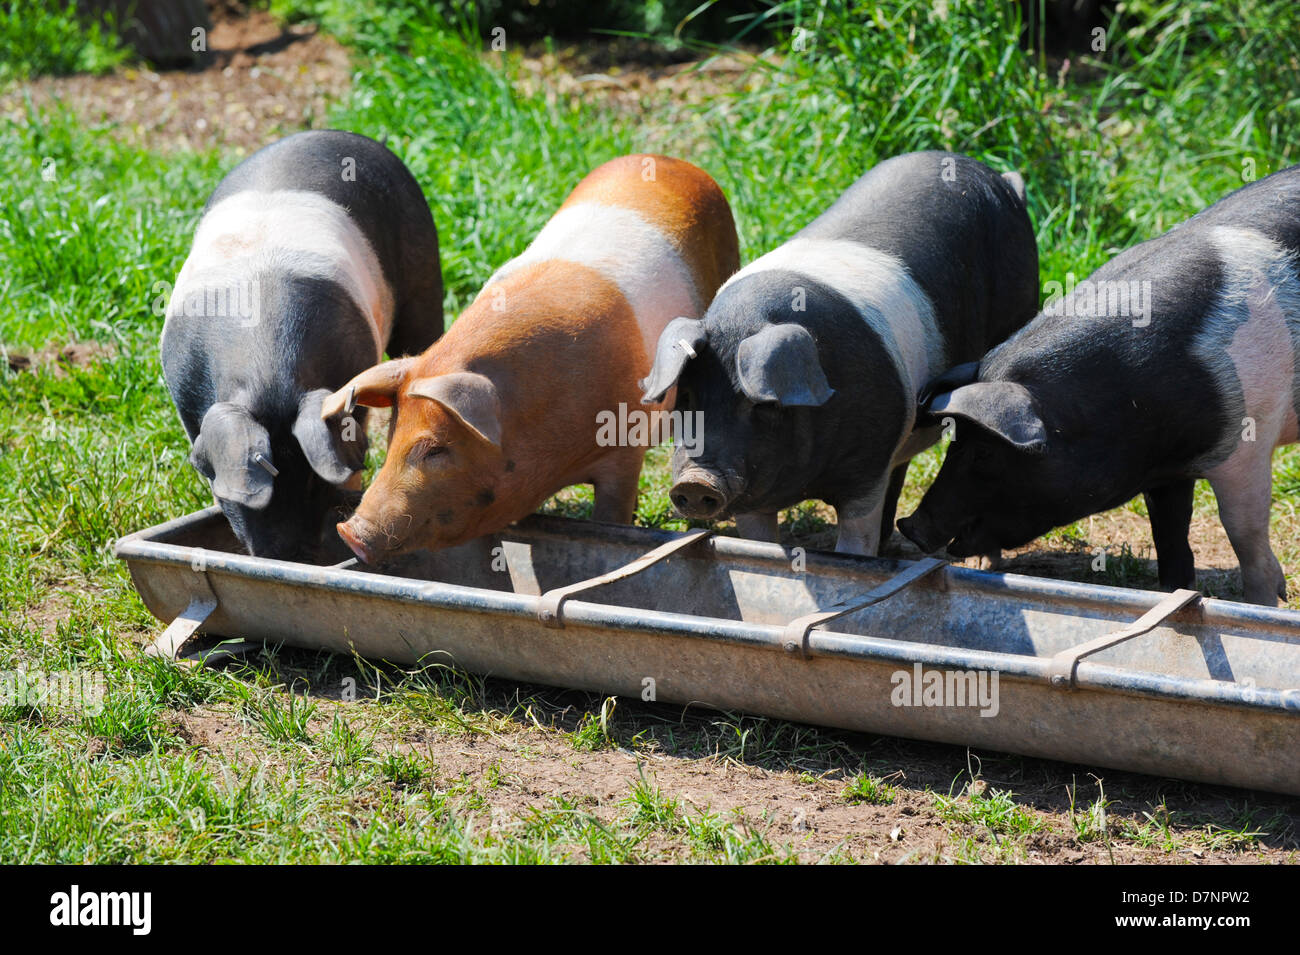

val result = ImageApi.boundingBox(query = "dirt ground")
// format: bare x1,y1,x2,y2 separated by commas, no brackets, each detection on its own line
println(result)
0,5,760,156
0,6,350,154
155,651,1299,865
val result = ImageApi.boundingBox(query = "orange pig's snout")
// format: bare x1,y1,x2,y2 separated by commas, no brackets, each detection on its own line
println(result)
337,517,377,564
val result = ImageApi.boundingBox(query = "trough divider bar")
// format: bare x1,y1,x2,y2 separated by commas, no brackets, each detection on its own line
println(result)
146,594,218,662
145,563,219,664
536,529,714,629
1047,588,1202,688
142,569,261,667
781,557,948,659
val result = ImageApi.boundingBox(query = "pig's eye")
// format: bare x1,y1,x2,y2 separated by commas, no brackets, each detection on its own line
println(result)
409,441,449,465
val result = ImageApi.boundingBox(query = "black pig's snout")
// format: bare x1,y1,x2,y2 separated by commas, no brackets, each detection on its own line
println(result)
671,479,726,519
670,466,734,520
897,512,948,554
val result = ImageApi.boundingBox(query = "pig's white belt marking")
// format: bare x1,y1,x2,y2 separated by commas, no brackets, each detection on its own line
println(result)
1192,226,1300,604
1193,225,1300,470
719,237,942,399
480,202,700,362
165,190,394,359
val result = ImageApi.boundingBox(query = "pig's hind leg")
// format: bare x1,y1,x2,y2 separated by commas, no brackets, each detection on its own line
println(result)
589,449,643,524
1143,478,1196,591
735,512,779,542
1207,456,1287,605
387,285,445,359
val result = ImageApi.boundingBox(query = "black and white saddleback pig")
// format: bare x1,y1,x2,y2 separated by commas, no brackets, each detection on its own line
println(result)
161,130,443,559
640,151,1039,554
899,163,1300,606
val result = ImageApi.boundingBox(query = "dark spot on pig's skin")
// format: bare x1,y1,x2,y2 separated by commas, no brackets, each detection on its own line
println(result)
477,489,495,507
437,509,455,525
505,460,516,472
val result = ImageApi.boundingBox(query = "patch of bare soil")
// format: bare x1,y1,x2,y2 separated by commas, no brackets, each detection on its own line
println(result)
512,39,768,154
441,742,1277,863
515,40,763,110
17,591,80,638
0,7,350,154
402,706,1298,863
5,341,116,374
168,706,244,751
1,6,762,157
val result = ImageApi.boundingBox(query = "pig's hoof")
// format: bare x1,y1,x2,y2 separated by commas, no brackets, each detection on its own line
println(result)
976,551,1003,572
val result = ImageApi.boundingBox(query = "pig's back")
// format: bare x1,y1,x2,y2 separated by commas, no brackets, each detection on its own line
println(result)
480,155,740,363
985,166,1300,475
1175,162,1300,256
168,188,394,359
797,151,1039,363
205,130,436,305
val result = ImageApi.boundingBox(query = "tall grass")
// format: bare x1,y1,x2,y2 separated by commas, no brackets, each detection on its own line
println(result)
0,1,127,81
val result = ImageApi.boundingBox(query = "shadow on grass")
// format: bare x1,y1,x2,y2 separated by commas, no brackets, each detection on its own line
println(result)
202,640,1299,855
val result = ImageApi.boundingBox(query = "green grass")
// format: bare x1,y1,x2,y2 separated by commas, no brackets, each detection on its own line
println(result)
241,687,318,743
569,696,620,751
1066,780,1113,845
1,0,1298,863
842,772,896,806
0,1,128,82
934,785,1044,837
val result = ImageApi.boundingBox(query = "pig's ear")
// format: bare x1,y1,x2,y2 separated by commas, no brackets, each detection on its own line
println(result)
294,389,367,485
321,358,415,418
928,381,1047,453
735,323,834,407
407,372,502,448
190,402,275,509
640,317,707,404
917,361,980,408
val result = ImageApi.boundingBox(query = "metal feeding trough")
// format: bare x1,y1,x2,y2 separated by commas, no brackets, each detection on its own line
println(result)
115,506,1300,795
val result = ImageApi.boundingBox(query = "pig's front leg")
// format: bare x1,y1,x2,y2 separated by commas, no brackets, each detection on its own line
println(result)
589,449,643,524
1207,460,1288,605
877,462,909,552
735,512,779,542
884,427,942,545
1143,479,1196,591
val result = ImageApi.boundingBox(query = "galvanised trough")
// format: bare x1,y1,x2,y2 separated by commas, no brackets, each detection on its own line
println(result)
116,506,1300,795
